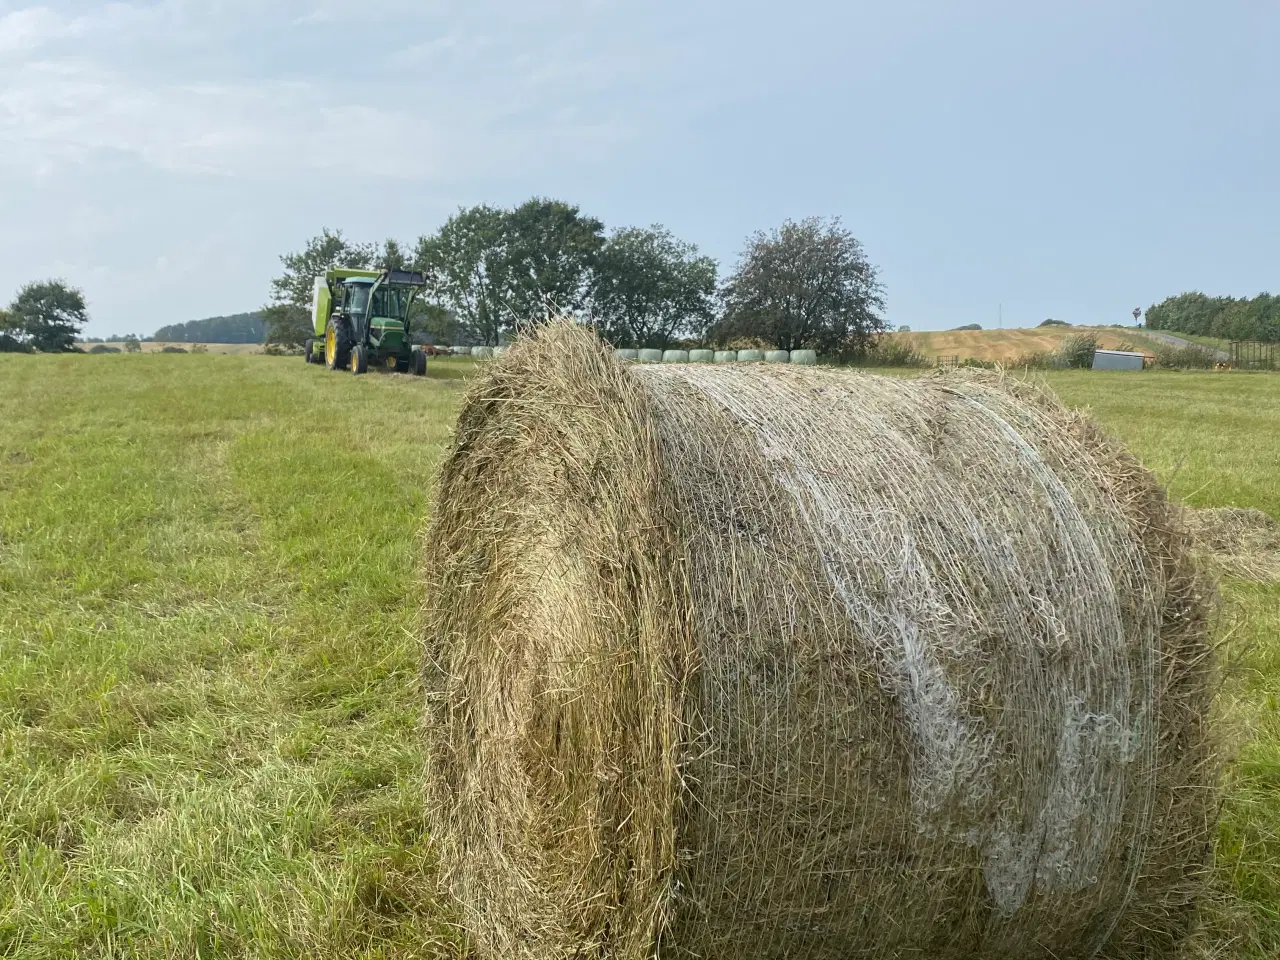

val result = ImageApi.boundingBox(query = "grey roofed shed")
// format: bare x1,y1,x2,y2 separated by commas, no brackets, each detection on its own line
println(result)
1092,349,1145,371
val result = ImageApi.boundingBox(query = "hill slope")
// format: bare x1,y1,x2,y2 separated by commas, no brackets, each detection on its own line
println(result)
890,327,1148,363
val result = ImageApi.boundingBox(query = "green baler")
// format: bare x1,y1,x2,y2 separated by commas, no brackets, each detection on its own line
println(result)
304,268,428,375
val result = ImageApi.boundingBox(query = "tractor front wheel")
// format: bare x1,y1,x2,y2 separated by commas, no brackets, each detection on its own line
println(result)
304,339,314,363
412,350,427,376
351,343,369,375
325,320,352,370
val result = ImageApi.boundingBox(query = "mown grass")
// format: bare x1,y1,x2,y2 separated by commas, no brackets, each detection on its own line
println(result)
1048,371,1280,958
0,355,1276,958
1,354,473,958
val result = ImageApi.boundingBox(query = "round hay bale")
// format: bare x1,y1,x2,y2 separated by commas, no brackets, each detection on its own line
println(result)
737,348,765,361
662,349,689,363
688,349,715,363
713,349,737,363
616,348,639,361
424,323,1218,960
638,348,664,363
470,346,494,359
790,348,818,365
452,345,472,356
764,349,790,363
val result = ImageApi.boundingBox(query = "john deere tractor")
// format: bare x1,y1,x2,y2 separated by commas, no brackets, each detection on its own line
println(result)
304,268,429,375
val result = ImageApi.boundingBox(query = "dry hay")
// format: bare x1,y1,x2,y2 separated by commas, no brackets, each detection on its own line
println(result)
422,322,1219,960
1181,506,1280,582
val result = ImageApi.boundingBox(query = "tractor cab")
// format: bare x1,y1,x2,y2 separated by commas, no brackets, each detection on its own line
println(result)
308,268,428,374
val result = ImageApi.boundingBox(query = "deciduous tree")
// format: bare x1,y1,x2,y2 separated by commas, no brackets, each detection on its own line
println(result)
715,218,885,356
592,225,716,349
7,280,90,352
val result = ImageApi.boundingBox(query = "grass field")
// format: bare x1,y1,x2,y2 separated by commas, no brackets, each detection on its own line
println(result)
1,354,1277,958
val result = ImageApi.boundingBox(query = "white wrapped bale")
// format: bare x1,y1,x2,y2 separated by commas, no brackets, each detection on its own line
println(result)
638,349,664,363
713,351,737,364
616,349,639,361
452,346,472,356
790,349,818,365
764,350,790,363
662,350,690,363
689,349,715,363
737,349,765,362
471,346,494,359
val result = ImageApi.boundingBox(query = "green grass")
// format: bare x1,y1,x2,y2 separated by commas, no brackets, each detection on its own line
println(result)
1047,371,1280,957
0,355,1277,958
0,354,474,958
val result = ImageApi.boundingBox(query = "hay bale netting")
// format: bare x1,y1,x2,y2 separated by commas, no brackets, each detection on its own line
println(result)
423,323,1218,960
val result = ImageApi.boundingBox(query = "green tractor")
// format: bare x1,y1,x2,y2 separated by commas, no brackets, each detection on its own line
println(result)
304,268,429,375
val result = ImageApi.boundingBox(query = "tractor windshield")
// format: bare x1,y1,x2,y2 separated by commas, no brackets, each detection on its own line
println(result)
372,285,413,321
346,283,371,316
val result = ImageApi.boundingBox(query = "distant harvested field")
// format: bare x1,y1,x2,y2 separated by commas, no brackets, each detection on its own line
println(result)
889,326,1147,362
79,341,264,355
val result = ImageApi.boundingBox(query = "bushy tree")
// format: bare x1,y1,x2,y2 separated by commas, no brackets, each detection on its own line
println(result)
261,304,312,348
123,335,142,353
0,309,27,352
414,199,605,345
715,218,885,355
499,198,604,320
414,205,507,346
6,280,89,352
592,225,716,349
269,229,375,308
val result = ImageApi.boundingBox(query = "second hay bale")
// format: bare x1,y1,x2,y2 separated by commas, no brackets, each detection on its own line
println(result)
423,323,1218,960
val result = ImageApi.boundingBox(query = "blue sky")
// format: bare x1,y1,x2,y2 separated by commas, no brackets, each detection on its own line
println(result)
1,1,1276,338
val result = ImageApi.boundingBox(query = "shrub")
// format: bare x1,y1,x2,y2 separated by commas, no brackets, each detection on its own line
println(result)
89,344,122,354
953,323,982,331
160,346,188,354
1152,344,1216,369
1056,333,1099,369
849,338,931,368
1039,319,1069,327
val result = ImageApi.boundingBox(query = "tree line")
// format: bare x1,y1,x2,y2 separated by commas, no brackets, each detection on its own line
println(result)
1145,291,1279,343
153,313,265,344
264,200,887,357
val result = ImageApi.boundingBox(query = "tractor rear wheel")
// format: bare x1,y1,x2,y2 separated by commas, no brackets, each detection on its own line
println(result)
325,319,352,370
394,356,411,373
412,350,427,376
351,343,369,375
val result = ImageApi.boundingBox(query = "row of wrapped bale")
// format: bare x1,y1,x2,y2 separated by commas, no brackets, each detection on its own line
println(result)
421,322,1219,960
617,347,818,364
448,345,817,364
